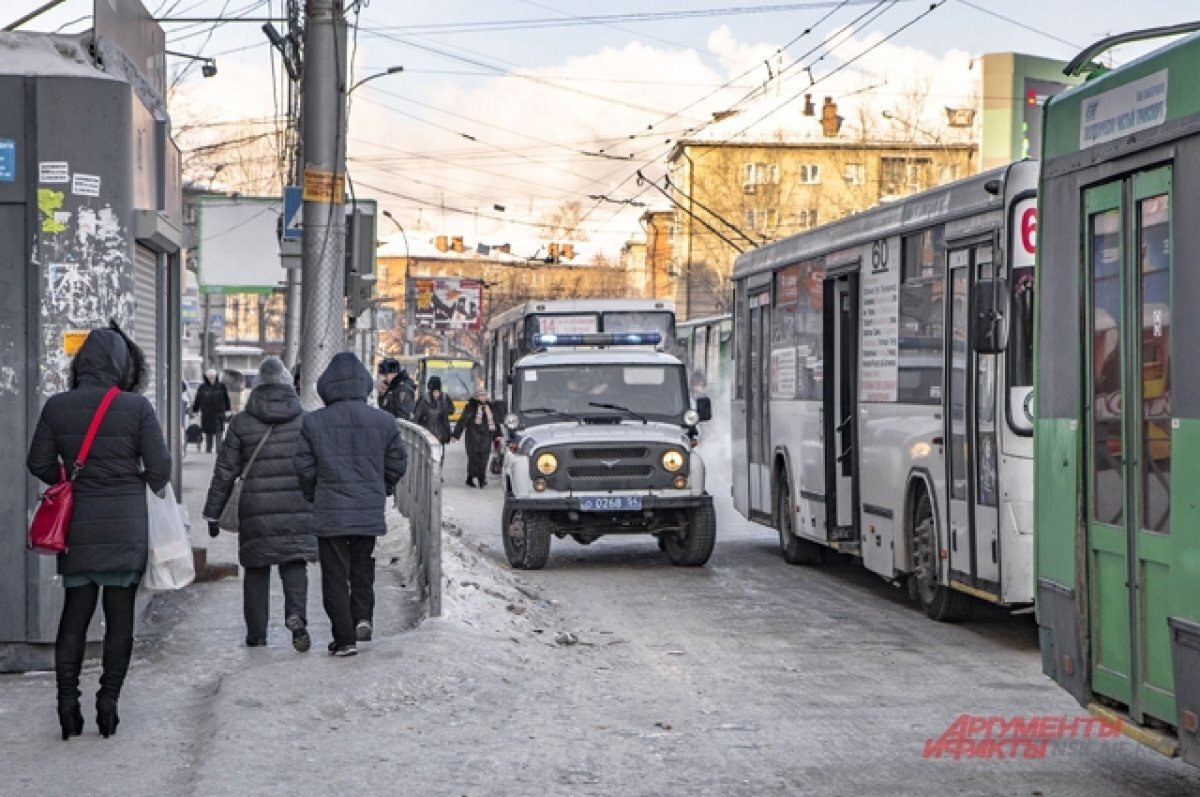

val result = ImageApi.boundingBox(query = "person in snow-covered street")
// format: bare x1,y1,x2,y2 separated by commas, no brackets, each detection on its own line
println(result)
377,358,416,421
26,322,171,741
451,385,502,488
413,375,453,445
192,368,231,452
202,357,317,652
294,352,407,656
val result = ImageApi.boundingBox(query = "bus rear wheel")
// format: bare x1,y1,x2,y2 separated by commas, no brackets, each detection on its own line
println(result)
777,479,821,565
910,490,969,622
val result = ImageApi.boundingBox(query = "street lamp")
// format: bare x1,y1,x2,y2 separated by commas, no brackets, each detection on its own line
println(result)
348,65,404,96
165,49,218,78
382,210,414,356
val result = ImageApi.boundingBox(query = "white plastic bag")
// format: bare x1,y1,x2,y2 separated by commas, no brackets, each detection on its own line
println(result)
143,484,195,591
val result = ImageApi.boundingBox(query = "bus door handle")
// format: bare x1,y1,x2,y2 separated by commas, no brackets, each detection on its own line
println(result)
836,414,852,433
836,444,853,464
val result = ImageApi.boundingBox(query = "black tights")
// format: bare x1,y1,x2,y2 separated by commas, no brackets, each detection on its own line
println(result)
55,584,137,704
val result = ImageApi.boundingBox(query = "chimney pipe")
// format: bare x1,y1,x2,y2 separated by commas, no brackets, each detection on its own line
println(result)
821,97,842,137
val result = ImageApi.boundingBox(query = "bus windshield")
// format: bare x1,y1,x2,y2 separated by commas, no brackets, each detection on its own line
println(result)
423,359,477,401
1009,268,1034,388
515,364,687,424
602,311,675,342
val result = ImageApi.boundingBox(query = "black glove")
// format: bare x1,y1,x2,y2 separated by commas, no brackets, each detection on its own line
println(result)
208,520,220,538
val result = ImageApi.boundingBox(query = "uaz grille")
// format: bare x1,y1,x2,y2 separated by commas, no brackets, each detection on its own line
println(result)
568,465,654,480
571,446,648,460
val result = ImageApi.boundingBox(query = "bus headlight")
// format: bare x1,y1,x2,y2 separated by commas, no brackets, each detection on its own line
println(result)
661,449,685,472
683,409,700,426
536,452,559,475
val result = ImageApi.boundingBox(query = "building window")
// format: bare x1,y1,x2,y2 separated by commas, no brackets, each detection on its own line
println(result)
744,208,779,231
843,163,865,185
937,164,960,184
798,164,821,184
795,209,819,230
880,156,932,196
743,162,780,193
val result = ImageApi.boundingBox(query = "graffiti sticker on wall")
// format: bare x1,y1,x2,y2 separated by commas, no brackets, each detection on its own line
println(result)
38,161,69,184
71,173,101,197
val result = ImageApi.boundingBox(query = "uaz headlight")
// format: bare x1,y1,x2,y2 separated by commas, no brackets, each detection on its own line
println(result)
661,449,685,472
683,409,700,426
536,452,559,475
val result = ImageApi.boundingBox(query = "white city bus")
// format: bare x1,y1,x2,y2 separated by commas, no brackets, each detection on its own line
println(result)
730,161,1038,620
484,298,675,406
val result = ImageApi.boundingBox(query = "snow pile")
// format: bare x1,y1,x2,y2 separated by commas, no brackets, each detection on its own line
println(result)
378,504,418,587
436,519,561,641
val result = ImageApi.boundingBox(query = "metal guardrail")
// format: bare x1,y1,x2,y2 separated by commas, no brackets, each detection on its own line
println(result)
392,419,443,617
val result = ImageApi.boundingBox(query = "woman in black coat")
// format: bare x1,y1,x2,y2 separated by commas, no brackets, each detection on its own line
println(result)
413,376,454,445
191,369,230,452
26,323,172,741
452,386,501,487
202,357,317,651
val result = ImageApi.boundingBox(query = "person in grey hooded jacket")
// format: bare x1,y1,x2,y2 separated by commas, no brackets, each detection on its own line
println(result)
203,357,317,651
294,352,407,655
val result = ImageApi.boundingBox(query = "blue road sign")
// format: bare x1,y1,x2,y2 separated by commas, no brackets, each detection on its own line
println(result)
282,185,303,240
0,139,15,183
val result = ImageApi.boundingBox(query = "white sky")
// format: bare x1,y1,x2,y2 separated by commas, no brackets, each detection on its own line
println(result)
6,1,1200,254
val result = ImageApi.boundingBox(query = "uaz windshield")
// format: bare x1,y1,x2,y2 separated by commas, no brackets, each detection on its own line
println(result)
516,364,687,424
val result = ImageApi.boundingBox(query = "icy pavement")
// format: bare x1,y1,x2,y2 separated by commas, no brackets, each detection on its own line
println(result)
1,447,1199,795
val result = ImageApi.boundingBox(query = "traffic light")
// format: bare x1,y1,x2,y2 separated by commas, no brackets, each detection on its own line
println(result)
345,205,377,320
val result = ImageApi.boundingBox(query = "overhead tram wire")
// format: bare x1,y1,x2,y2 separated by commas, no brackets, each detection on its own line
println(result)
574,1,931,247
375,1,916,35
357,29,694,119
566,1,859,234
635,169,744,254
701,0,947,155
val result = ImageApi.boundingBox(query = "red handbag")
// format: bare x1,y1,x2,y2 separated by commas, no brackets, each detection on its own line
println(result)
28,386,120,555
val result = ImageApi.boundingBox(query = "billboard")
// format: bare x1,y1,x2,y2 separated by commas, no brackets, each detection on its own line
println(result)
409,277,483,330
195,197,283,293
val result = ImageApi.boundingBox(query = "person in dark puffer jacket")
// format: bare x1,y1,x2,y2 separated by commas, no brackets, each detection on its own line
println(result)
202,357,317,651
26,323,171,741
295,352,407,656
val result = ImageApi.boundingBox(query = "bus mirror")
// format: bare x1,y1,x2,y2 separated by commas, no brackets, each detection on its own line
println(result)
972,278,1009,354
696,396,713,422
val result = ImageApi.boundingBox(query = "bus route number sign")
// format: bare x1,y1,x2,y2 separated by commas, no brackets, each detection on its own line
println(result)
871,240,890,274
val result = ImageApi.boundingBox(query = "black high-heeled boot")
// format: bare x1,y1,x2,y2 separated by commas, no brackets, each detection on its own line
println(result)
95,695,120,739
57,699,84,740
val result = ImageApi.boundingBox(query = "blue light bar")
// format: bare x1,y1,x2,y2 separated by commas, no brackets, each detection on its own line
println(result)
533,332,663,348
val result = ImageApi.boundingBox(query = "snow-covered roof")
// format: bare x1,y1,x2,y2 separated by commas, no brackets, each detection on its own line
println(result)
0,32,113,80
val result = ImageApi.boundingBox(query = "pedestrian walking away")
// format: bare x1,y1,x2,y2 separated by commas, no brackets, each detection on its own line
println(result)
294,352,407,656
202,357,318,652
377,358,416,421
413,375,453,446
192,368,231,452
452,385,502,488
25,322,172,741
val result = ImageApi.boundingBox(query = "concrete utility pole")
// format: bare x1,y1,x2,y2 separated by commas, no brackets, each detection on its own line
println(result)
297,0,349,408
281,0,304,370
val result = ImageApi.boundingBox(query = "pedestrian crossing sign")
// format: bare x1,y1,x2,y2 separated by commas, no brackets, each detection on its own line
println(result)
282,185,303,240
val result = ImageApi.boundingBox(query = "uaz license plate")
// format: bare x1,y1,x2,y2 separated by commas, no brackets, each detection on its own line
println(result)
579,496,643,512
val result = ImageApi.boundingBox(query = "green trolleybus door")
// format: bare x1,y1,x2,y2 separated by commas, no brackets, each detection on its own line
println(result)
1084,168,1175,726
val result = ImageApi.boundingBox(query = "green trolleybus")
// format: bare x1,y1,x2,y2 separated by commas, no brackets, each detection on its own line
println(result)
1035,24,1200,766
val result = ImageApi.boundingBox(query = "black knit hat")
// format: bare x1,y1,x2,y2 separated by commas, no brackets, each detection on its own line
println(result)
427,376,442,391
378,358,401,375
